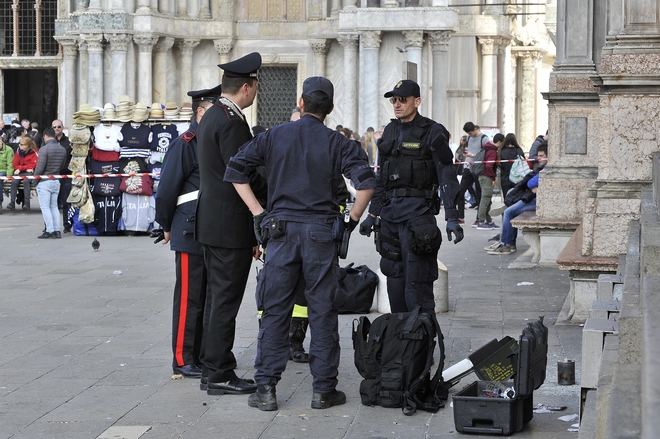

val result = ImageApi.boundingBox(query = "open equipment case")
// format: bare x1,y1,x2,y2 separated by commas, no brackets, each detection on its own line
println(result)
452,316,549,435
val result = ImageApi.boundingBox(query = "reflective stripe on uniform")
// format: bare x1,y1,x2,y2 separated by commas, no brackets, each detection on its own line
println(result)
175,253,189,366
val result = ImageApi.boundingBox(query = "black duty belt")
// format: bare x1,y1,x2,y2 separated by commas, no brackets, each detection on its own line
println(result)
384,187,436,200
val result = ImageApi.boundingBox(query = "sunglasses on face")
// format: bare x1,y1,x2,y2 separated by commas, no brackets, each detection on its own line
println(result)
52,125,62,129
389,96,409,104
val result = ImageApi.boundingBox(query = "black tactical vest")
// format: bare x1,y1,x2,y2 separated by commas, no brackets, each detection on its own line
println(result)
378,116,437,198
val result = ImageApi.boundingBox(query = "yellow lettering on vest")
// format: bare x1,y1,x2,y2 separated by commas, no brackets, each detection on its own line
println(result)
402,142,420,149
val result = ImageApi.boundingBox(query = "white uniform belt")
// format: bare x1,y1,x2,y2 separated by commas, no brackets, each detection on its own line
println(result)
176,190,199,206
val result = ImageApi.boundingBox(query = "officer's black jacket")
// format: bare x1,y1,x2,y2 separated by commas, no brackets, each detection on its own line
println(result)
155,120,203,256
195,100,267,248
369,113,459,223
224,114,375,223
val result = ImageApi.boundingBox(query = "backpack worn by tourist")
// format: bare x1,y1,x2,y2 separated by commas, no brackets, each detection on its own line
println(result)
468,134,489,176
352,306,446,416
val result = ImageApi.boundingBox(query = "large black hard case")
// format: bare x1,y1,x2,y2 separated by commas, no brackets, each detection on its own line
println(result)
452,317,548,435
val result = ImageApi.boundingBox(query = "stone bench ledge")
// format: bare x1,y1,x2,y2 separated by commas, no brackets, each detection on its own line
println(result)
510,211,582,230
556,225,619,272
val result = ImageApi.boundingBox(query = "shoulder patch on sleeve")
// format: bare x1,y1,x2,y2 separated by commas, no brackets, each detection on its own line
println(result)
181,129,196,143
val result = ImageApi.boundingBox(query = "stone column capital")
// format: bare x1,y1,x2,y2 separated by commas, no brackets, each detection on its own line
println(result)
516,48,546,67
309,39,330,55
81,33,104,52
361,31,381,49
56,36,78,57
153,37,175,53
213,38,235,55
478,36,509,56
176,39,201,55
402,30,424,49
337,33,359,50
133,34,158,53
428,30,452,52
107,33,131,52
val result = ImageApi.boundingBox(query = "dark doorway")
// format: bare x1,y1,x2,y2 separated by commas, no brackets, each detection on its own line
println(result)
3,68,58,130
256,66,298,128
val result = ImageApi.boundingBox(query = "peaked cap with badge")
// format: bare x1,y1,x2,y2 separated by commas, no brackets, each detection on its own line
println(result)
187,84,223,103
218,52,262,79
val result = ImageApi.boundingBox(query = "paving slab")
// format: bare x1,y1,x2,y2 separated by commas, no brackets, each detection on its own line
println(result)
0,202,582,439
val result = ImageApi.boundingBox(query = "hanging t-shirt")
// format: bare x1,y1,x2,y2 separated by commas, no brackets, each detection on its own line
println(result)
118,123,152,159
121,193,155,232
93,124,122,151
94,194,122,235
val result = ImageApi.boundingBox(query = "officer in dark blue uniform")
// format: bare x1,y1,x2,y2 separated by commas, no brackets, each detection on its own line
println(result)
359,79,464,315
195,52,267,396
225,76,376,412
155,85,222,378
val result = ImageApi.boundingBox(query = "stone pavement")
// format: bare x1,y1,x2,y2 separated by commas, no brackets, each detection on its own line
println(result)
0,201,582,439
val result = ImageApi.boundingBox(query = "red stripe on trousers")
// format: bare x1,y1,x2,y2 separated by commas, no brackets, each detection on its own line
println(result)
175,252,189,366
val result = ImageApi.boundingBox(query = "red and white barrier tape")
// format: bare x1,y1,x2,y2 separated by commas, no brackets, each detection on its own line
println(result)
0,172,159,181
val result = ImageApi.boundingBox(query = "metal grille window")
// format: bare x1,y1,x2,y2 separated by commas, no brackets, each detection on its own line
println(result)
2,0,58,57
256,67,298,128
247,0,304,20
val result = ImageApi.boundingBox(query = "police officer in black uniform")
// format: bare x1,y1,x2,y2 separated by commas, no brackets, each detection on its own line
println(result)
155,85,222,378
360,79,464,315
195,52,267,396
225,76,376,411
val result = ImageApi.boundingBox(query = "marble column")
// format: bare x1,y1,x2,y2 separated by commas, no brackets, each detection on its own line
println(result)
331,0,341,17
58,38,78,126
214,38,235,82
199,0,211,18
84,34,104,108
112,0,125,12
176,39,201,104
518,49,544,149
402,30,424,78
338,33,359,134
309,39,330,77
108,34,130,104
87,0,102,13
383,0,398,8
360,31,381,135
428,31,451,125
134,34,158,105
77,39,89,107
0,69,3,115
152,37,174,104
343,0,357,8
177,0,186,15
158,0,170,14
136,0,151,13
477,37,500,128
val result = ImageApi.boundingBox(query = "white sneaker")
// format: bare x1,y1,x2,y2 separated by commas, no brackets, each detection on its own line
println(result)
489,204,507,217
484,242,501,251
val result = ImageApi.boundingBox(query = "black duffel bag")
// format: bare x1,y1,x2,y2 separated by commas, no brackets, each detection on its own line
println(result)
334,263,378,314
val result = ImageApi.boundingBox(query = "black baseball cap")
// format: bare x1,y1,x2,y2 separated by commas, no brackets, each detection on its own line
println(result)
302,76,334,101
218,52,262,79
384,79,420,98
187,84,222,103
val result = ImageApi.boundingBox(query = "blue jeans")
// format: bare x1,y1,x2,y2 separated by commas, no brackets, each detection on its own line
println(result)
501,199,536,247
36,180,61,233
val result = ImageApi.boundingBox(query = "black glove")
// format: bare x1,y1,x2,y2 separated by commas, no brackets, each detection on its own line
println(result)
359,215,377,236
446,218,464,244
150,228,164,244
253,210,268,245
346,216,359,233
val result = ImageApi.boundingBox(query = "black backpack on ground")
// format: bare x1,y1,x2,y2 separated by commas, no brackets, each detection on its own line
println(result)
352,306,446,416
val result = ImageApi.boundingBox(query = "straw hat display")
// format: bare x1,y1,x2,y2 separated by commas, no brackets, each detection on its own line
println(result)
132,102,149,123
72,103,101,126
164,101,180,120
116,95,135,123
101,103,116,121
178,105,193,120
150,103,164,119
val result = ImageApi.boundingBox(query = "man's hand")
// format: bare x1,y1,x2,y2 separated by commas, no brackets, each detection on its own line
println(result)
446,218,464,244
359,215,377,236
346,216,359,233
253,210,268,245
162,231,171,245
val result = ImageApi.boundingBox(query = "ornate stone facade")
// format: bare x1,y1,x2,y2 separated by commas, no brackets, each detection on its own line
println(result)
1,1,555,143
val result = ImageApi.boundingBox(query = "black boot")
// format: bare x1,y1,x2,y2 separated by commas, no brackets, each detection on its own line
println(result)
289,317,309,363
248,385,277,411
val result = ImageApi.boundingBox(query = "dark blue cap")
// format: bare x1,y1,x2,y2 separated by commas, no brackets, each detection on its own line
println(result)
218,52,262,79
302,76,334,101
187,84,222,102
384,79,420,98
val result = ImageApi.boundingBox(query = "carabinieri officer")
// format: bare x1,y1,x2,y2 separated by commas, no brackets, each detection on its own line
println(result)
225,76,376,412
195,52,267,396
156,85,222,378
